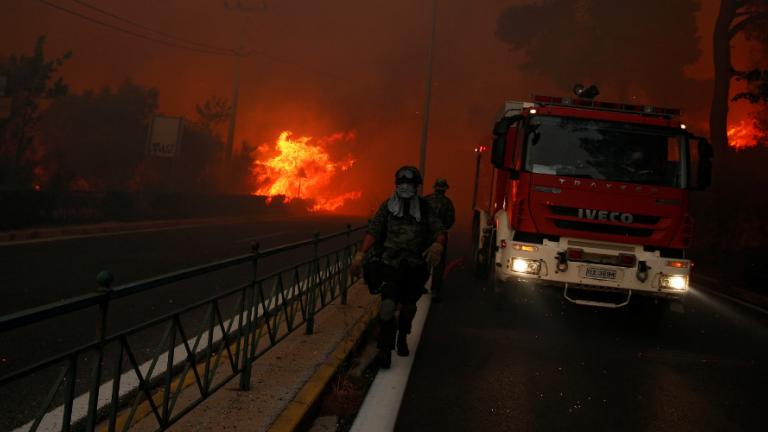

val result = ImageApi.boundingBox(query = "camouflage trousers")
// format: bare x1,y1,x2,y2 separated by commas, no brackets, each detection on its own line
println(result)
363,260,429,350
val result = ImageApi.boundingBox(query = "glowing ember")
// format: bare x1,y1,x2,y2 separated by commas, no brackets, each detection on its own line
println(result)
251,131,361,212
727,120,760,150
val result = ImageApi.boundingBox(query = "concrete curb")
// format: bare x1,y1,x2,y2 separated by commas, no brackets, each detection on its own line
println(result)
268,295,380,432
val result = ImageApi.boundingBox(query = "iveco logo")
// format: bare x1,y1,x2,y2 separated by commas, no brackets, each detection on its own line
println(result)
578,208,634,224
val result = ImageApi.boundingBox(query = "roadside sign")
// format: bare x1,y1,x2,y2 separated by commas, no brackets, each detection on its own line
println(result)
0,97,11,119
146,115,183,157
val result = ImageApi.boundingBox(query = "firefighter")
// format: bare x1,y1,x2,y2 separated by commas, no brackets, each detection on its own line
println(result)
425,178,455,302
350,166,446,368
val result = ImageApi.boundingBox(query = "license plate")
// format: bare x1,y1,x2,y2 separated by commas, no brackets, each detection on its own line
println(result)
585,267,617,280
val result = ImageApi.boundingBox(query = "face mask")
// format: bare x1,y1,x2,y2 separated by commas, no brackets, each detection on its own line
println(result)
396,183,416,199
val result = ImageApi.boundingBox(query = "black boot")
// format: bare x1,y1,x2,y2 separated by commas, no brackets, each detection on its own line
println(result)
396,332,410,357
377,349,392,369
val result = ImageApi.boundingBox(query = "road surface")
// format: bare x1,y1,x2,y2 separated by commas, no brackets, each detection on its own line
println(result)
396,232,768,431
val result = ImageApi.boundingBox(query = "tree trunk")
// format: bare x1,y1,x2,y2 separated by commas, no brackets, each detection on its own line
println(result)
710,0,737,154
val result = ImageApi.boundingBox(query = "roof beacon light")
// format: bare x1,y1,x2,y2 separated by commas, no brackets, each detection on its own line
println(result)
573,83,600,100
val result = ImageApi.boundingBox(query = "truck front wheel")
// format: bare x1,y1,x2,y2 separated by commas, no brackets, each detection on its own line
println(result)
472,212,485,278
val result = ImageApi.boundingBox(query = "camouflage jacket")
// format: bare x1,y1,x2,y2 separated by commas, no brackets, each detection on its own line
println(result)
425,192,455,231
367,197,446,267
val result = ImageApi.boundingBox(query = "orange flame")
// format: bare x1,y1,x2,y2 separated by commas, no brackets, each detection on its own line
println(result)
251,131,361,212
727,120,760,150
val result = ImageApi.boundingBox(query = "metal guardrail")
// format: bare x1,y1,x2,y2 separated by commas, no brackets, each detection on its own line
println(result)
0,224,366,431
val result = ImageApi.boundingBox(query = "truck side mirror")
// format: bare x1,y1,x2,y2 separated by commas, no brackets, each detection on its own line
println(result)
491,115,522,172
697,138,713,189
688,136,712,190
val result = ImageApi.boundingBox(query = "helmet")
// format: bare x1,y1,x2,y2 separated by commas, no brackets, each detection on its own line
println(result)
394,166,423,185
434,178,449,191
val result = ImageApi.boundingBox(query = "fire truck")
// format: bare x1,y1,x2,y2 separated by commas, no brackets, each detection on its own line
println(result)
472,90,712,308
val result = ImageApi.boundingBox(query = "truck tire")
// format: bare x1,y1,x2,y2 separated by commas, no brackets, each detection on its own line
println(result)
484,230,498,292
472,212,484,278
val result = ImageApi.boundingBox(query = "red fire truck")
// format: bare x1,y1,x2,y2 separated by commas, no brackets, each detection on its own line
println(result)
472,93,712,308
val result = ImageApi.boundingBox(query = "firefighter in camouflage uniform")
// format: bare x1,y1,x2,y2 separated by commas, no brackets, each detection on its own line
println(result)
350,166,446,368
425,178,455,302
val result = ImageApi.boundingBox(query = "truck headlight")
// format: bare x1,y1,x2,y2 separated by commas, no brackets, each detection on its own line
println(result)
510,258,541,275
660,274,688,290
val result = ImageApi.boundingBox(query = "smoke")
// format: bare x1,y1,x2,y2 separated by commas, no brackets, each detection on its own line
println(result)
0,0,725,223
496,0,710,123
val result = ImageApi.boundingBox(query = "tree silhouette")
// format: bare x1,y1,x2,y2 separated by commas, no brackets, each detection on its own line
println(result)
39,81,158,190
194,95,231,135
0,36,70,187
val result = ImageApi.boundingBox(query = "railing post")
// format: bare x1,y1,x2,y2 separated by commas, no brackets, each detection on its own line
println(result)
306,232,320,335
341,224,352,305
87,270,114,431
239,242,259,391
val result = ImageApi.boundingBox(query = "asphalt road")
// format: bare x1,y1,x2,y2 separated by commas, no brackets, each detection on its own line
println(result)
0,215,365,315
397,231,768,431
0,214,365,430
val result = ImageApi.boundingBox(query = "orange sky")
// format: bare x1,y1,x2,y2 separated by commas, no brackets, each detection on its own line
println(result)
0,0,760,221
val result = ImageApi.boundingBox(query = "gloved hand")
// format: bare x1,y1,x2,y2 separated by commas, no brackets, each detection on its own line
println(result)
424,242,444,268
350,251,365,278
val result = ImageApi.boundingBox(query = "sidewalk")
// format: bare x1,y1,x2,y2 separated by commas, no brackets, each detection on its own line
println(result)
121,282,379,432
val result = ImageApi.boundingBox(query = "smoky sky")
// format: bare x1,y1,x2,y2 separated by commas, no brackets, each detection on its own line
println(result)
496,0,709,122
1,0,729,224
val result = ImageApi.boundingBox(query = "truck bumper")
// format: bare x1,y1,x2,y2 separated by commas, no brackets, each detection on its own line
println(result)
495,236,690,305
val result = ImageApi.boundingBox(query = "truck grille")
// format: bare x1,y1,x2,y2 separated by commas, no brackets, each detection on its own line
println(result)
553,219,654,237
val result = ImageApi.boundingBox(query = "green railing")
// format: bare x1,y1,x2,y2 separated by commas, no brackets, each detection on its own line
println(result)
0,224,366,431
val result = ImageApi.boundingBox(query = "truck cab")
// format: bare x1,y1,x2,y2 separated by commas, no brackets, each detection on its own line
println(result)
472,96,712,308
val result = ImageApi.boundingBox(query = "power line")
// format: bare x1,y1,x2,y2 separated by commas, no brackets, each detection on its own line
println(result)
36,0,235,56
68,0,235,54
35,0,386,91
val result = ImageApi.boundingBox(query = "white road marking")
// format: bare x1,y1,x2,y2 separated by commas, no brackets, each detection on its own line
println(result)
0,220,248,247
694,283,768,316
350,280,432,432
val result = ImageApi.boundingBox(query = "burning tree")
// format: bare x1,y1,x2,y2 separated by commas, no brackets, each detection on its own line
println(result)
711,0,768,151
251,131,360,212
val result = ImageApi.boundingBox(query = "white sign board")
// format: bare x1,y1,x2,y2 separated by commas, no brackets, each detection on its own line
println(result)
147,115,183,157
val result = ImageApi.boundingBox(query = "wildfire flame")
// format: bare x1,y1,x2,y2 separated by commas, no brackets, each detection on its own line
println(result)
251,131,361,212
727,120,760,150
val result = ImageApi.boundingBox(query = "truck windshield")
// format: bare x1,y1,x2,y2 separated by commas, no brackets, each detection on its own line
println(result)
524,116,686,188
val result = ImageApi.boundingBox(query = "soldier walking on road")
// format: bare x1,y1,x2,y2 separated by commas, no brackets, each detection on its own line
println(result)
425,178,455,303
350,166,446,369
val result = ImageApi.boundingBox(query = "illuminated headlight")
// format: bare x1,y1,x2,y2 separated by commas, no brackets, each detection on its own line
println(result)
660,274,688,291
510,258,541,275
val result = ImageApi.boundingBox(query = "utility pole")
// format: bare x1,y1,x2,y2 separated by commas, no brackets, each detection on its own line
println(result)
223,1,262,162
418,0,437,182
